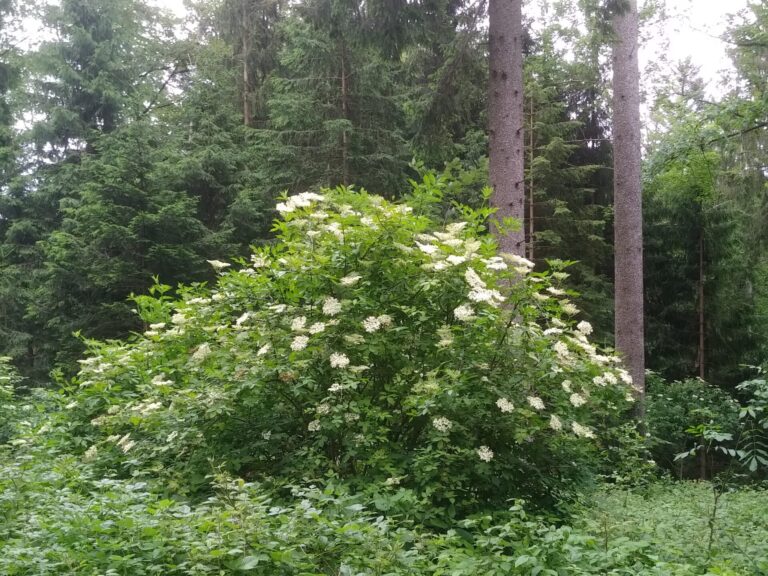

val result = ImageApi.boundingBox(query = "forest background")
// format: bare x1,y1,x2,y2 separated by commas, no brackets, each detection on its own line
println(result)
0,0,768,573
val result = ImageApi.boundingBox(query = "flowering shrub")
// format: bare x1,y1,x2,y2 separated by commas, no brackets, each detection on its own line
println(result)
62,183,634,515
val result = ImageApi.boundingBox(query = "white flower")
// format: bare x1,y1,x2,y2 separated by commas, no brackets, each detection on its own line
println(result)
432,416,453,433
385,476,401,486
483,256,508,271
291,336,309,351
261,430,272,440
576,321,593,335
308,322,326,334
569,393,586,407
308,420,321,432
416,241,438,255
344,334,365,345
152,374,173,387
618,369,633,385
436,325,454,348
549,414,563,431
171,313,187,325
330,352,350,369
561,380,572,392
527,396,545,410
362,316,382,333
477,446,494,462
464,268,486,289
468,287,505,307
269,304,287,313
533,292,550,302
446,221,468,234
291,316,307,331
277,192,325,214
207,259,231,271
593,375,607,387
235,312,251,327
83,445,98,461
572,421,595,439
453,303,476,322
328,382,344,393
378,314,393,327
544,328,563,336
340,274,362,286
496,398,515,413
447,255,467,266
316,403,331,415
323,297,342,316
257,343,271,356
149,322,166,330
191,343,212,363
561,302,579,315
553,341,570,357
547,287,565,296
502,253,535,269
603,372,618,385
251,254,269,268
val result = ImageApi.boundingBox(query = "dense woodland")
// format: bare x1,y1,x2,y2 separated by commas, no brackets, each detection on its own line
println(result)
0,0,768,573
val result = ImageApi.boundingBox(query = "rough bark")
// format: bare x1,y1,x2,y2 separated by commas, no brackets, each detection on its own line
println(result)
242,1,253,127
612,0,645,411
489,0,525,256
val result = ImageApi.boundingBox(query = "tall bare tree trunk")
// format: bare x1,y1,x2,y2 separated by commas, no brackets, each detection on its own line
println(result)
242,1,253,127
340,38,349,187
489,0,525,256
528,95,535,261
698,230,705,380
612,0,645,412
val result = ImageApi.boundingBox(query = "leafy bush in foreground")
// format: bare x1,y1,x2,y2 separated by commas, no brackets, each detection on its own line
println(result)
1,438,761,575
56,183,635,517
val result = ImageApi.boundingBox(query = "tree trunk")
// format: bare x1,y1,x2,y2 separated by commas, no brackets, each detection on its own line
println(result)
340,38,349,187
242,1,253,127
612,0,645,412
488,0,525,256
698,229,705,380
528,95,535,261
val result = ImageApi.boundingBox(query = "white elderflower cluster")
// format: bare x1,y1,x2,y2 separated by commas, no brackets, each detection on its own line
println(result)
453,303,476,322
276,192,325,214
569,392,587,407
553,341,570,358
308,322,326,334
151,373,173,387
496,397,515,413
527,396,545,411
206,259,231,271
432,416,453,433
257,343,271,356
576,320,593,335
549,414,563,431
463,268,505,307
362,316,382,333
291,316,307,331
322,297,342,316
291,336,309,351
330,352,350,369
561,301,579,315
501,252,535,275
191,343,212,363
340,274,362,286
571,421,595,439
476,445,494,462
436,325,454,347
307,420,321,432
